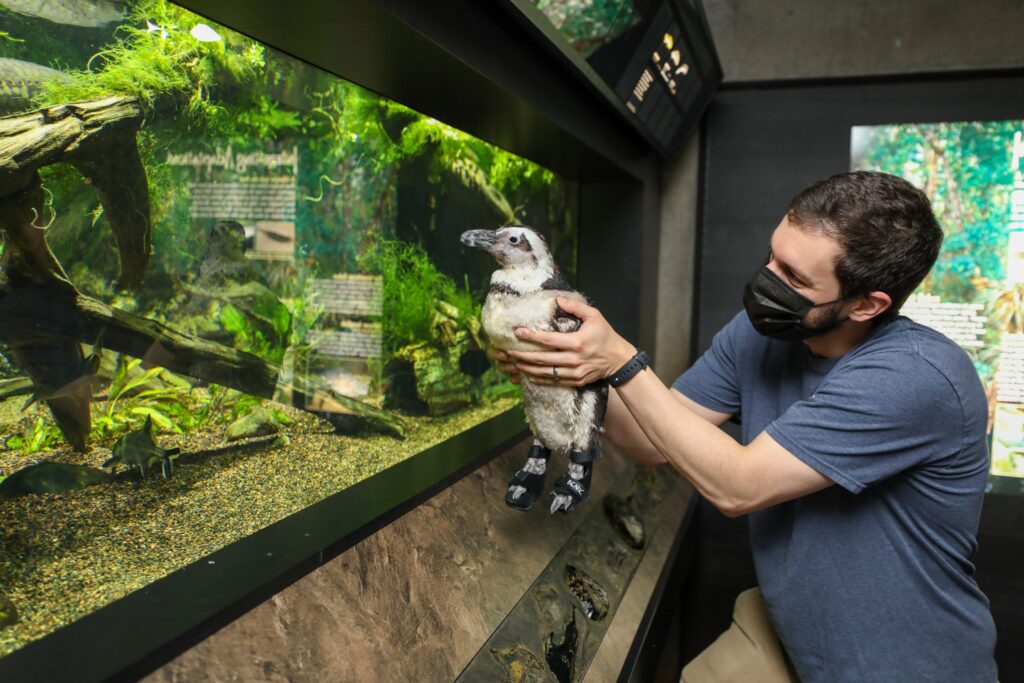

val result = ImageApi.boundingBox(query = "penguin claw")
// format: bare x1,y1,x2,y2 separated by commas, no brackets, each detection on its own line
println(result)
508,485,527,501
550,493,572,514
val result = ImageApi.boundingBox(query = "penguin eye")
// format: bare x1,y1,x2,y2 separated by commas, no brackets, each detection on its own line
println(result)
508,235,520,245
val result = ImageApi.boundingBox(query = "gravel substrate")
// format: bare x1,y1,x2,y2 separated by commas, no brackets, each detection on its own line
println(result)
0,396,519,657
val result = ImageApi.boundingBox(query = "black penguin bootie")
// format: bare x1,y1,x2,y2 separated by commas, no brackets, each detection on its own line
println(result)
550,448,599,514
505,444,551,511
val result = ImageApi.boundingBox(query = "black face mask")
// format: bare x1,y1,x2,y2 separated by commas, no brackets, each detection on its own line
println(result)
743,266,847,341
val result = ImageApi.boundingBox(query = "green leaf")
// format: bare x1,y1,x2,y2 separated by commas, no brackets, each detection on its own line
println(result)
118,366,166,398
272,304,291,338
220,304,248,336
130,406,176,432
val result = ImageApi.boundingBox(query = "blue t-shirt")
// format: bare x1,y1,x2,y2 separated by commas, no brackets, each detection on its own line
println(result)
673,312,997,683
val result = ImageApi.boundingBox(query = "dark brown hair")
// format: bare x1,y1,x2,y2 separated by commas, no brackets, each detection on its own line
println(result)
788,171,943,320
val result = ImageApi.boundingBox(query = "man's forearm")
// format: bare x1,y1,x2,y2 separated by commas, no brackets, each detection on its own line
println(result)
603,389,667,466
612,367,754,514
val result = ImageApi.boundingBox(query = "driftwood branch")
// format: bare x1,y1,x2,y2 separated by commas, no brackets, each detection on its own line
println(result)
0,284,406,438
0,96,151,288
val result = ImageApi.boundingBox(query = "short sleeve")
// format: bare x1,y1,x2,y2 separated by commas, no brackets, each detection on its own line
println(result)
765,352,965,494
672,312,749,415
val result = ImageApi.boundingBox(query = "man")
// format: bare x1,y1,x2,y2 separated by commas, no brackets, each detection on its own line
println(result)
497,171,998,682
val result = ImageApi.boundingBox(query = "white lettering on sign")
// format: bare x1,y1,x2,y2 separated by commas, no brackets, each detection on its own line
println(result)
1013,130,1024,172
166,146,299,175
998,334,1024,403
902,294,986,349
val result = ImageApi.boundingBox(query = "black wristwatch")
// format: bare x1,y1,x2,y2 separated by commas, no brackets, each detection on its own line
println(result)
608,350,650,388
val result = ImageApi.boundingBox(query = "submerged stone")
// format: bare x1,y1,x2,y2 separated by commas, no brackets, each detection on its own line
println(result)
604,493,645,550
565,564,609,621
489,644,551,683
0,461,111,498
226,407,281,442
544,611,579,683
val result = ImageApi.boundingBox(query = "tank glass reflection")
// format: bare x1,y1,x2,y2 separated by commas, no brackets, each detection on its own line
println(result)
0,0,577,655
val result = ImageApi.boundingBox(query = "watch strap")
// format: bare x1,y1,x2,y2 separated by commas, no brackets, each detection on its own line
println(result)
608,350,650,388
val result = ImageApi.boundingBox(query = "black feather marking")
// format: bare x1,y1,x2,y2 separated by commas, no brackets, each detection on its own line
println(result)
489,282,520,296
553,304,582,332
541,272,573,291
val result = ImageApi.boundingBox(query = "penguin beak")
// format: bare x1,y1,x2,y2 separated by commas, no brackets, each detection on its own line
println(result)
460,229,498,252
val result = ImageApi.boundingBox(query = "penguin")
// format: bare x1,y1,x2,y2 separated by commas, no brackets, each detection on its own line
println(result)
461,226,608,514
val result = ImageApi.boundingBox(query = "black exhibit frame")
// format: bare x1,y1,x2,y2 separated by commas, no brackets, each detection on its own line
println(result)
691,70,1024,681
502,0,721,158
0,1,678,681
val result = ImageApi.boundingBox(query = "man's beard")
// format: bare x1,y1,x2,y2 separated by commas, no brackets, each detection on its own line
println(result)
801,299,848,338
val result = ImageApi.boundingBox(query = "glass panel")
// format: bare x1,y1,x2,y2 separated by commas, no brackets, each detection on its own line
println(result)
533,0,643,60
0,0,577,655
851,120,1024,485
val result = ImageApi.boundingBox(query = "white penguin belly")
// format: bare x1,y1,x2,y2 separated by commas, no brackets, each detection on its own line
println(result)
481,289,597,453
520,382,601,453
481,290,585,351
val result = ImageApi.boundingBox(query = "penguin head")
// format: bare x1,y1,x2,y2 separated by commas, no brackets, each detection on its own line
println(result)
460,226,553,274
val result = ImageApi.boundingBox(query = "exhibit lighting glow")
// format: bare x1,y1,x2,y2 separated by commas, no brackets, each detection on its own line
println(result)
190,23,222,42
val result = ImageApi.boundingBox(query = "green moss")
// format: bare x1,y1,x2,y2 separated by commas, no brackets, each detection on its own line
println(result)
34,1,262,121
360,238,479,355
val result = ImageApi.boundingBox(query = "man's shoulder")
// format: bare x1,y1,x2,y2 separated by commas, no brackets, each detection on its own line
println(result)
857,317,972,366
844,317,985,406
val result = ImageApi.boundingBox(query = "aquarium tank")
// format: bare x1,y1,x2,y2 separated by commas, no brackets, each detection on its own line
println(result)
0,0,578,657
852,120,1024,481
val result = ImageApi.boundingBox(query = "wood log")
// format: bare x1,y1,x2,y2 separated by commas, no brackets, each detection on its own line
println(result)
0,284,406,439
0,96,150,288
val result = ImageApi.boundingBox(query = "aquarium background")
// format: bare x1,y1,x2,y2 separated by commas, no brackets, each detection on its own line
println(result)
532,0,642,60
0,0,577,657
852,120,1024,479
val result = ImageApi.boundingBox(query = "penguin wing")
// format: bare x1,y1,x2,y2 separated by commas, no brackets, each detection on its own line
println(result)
551,300,583,333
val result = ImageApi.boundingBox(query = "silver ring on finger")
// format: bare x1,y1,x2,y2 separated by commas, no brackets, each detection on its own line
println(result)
552,366,560,383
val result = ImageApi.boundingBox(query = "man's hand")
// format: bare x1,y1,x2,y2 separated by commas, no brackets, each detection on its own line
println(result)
507,297,635,387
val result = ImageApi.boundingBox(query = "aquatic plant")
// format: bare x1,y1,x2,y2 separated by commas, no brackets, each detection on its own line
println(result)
219,295,291,365
92,356,189,438
5,416,63,455
359,238,478,355
34,0,263,120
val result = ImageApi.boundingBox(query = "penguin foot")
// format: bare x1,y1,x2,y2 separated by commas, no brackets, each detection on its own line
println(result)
505,444,551,512
550,461,592,514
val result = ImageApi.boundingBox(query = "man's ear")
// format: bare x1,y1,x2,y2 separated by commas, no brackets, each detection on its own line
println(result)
848,291,892,322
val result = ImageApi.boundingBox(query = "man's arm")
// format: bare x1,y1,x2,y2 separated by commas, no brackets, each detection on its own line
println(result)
611,364,832,516
604,386,732,466
508,300,834,517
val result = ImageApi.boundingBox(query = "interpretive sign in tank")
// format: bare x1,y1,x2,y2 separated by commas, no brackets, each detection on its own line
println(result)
0,0,577,657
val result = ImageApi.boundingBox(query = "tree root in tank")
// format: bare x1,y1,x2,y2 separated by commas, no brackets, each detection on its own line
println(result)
0,96,405,449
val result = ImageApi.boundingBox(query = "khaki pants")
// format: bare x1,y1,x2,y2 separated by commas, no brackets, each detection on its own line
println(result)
681,588,799,683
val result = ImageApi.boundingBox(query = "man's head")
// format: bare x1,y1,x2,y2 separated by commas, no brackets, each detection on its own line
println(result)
785,170,943,322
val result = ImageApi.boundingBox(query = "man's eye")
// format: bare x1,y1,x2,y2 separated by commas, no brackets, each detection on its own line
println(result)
509,235,519,244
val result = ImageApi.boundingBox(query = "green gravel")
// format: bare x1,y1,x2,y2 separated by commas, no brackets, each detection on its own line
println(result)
0,395,519,657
